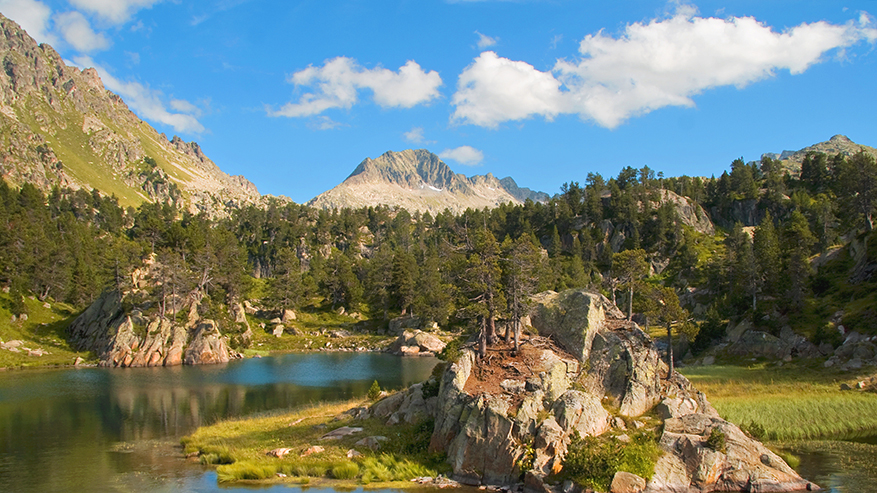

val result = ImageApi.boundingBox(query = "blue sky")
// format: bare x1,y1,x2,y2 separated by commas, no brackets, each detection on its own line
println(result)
2,0,877,203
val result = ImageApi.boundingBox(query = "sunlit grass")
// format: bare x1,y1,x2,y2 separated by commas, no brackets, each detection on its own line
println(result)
182,396,444,485
681,364,877,441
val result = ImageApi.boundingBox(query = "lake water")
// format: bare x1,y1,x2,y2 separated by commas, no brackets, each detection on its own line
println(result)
0,352,438,492
0,353,874,493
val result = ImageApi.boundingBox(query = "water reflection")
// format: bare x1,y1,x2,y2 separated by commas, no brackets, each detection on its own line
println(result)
0,353,437,492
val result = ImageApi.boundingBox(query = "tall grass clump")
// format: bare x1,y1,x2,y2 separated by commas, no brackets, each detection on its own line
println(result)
216,462,277,482
331,461,360,479
360,454,435,484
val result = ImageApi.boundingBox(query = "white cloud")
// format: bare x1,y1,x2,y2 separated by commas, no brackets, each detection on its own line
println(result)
74,56,205,134
403,126,436,145
54,11,109,52
308,116,345,131
475,31,498,49
452,9,877,128
68,0,162,24
439,146,484,166
404,126,427,144
452,51,565,128
269,57,442,118
0,0,56,44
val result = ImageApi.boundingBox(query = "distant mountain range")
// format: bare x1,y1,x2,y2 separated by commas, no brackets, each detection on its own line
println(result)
2,13,875,217
307,149,548,214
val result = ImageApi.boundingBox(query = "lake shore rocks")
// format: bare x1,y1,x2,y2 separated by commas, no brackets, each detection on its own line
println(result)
387,329,447,356
68,289,238,367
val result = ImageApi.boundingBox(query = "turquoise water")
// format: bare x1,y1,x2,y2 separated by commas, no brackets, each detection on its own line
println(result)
0,352,438,492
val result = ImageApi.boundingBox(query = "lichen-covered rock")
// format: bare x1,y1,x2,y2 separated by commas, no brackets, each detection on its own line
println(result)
529,290,622,362
552,390,610,438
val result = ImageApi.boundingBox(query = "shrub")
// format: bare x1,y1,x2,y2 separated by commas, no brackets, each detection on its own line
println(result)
562,431,661,491
438,338,463,362
331,460,360,479
706,428,727,453
743,421,766,440
368,380,382,401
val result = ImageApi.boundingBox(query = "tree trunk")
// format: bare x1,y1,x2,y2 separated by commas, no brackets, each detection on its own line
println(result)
667,323,674,378
514,317,521,354
628,285,634,321
479,316,487,360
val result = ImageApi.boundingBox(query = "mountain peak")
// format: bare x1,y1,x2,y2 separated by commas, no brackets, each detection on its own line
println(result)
308,149,546,214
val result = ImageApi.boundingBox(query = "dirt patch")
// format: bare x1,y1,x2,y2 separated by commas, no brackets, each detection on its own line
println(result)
462,335,578,410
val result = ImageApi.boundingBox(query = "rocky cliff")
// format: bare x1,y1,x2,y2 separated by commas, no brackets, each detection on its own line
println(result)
372,289,815,492
308,149,547,214
0,13,270,216
67,258,247,367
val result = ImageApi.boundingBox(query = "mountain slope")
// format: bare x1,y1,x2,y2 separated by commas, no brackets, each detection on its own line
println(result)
0,13,267,215
308,149,546,214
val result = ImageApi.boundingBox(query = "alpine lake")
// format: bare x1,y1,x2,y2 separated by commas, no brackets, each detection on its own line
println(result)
0,352,874,492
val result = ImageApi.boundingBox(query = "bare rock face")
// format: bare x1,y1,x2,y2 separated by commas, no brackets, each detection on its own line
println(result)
427,288,813,492
68,289,236,367
529,290,622,362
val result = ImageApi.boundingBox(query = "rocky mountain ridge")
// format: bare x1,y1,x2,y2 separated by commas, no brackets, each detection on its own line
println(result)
308,149,548,214
763,134,877,175
0,13,270,216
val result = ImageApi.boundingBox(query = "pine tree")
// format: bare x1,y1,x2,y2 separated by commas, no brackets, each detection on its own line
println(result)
611,249,649,320
784,211,816,309
753,212,781,300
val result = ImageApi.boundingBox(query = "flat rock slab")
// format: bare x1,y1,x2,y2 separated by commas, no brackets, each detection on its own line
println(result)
320,426,363,440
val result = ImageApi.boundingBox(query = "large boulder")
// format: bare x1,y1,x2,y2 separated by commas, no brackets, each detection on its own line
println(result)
185,320,232,365
388,330,446,355
649,413,816,492
529,290,623,362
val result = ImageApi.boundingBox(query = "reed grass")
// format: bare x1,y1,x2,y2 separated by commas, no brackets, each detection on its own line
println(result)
681,364,877,441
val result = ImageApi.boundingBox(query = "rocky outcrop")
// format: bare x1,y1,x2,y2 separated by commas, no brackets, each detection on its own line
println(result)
68,289,237,367
307,149,546,215
424,289,813,492
656,190,715,235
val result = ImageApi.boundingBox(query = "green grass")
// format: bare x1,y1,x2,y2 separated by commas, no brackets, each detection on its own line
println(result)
0,293,93,368
681,364,877,441
181,396,445,486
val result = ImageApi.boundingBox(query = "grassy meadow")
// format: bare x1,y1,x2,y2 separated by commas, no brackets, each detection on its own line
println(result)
0,292,93,368
681,363,877,441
